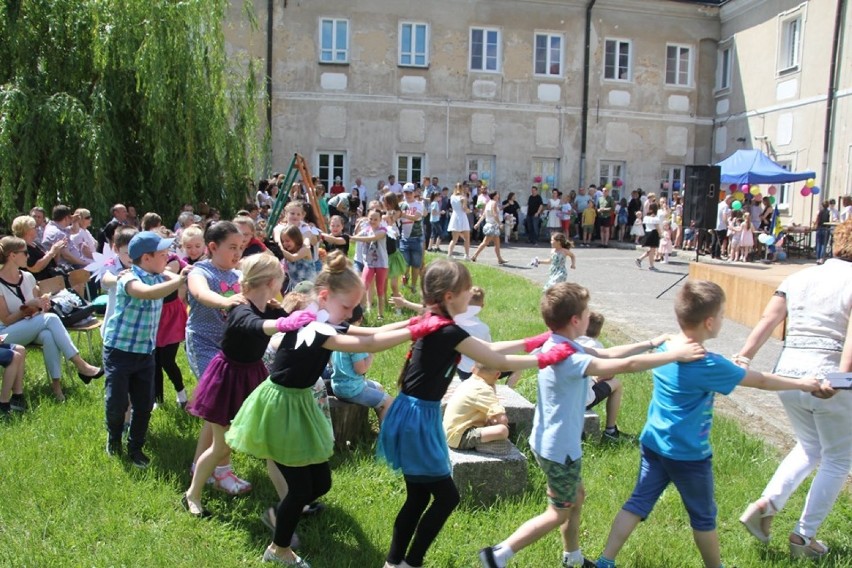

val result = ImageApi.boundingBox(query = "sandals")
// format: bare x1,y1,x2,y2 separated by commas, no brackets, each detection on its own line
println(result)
789,532,829,559
739,499,774,543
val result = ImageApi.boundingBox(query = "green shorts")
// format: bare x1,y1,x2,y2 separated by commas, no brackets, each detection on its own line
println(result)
533,450,583,509
458,427,484,450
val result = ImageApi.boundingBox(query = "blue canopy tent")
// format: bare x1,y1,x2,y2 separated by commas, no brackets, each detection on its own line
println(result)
716,149,815,185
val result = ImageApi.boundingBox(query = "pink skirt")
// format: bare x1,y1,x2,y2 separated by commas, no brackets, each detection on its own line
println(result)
188,352,268,426
156,297,188,347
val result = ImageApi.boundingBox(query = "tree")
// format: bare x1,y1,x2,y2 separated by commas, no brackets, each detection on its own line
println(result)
0,0,262,225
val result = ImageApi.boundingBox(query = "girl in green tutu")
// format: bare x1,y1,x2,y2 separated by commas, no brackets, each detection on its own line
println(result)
226,250,452,567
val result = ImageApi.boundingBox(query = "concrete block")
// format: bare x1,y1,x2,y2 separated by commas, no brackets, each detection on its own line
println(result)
583,410,601,442
328,396,370,448
450,444,528,504
441,378,534,439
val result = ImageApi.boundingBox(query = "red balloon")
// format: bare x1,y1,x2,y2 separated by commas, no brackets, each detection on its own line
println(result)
729,184,737,192
800,186,811,197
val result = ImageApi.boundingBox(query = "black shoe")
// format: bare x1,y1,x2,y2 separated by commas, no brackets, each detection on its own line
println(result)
478,546,499,568
78,367,104,385
603,426,635,443
106,440,122,457
9,394,27,412
129,450,150,469
180,494,212,519
302,501,326,516
0,403,11,419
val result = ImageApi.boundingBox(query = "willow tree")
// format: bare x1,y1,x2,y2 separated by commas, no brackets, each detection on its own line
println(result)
0,0,262,224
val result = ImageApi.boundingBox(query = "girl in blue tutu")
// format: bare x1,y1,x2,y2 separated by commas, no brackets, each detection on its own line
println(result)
183,253,313,518
377,259,577,568
226,251,452,568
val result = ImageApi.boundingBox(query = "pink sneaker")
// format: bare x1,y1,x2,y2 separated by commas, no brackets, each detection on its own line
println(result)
212,469,252,495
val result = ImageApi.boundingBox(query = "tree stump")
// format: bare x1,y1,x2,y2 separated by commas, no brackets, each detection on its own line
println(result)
328,396,370,449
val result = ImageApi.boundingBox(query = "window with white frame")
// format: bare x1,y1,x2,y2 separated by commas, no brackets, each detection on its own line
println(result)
778,15,802,74
396,154,424,184
531,159,559,192
400,22,429,67
665,44,692,86
317,152,346,189
320,18,349,63
660,165,685,201
716,44,732,91
466,156,496,185
604,39,631,81
599,161,625,199
534,33,563,77
470,27,501,72
776,160,792,208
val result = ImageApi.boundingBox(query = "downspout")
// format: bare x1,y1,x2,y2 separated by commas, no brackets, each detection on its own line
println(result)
266,0,274,133
820,0,845,197
579,0,597,188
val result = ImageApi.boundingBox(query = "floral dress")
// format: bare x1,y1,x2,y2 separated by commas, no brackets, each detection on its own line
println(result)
544,250,568,290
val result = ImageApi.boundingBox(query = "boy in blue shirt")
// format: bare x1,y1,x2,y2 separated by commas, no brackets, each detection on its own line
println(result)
103,231,187,468
479,282,706,568
595,280,828,568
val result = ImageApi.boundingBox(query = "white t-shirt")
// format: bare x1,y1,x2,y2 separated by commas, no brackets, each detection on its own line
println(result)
0,270,38,313
388,182,403,195
577,335,604,406
716,201,731,231
400,200,424,238
454,307,490,373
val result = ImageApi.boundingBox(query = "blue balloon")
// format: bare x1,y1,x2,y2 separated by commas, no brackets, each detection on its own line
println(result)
481,171,490,180
672,181,681,190
546,175,555,184
765,236,776,246
811,186,820,195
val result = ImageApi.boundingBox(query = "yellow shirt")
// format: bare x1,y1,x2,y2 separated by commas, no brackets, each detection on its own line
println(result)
443,376,506,448
582,207,597,226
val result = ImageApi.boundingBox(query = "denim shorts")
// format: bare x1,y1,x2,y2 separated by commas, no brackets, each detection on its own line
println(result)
430,221,442,236
399,237,423,268
337,379,389,409
0,343,14,367
533,450,583,509
623,444,717,531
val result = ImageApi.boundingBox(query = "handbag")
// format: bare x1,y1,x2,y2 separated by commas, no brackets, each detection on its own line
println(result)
50,289,97,327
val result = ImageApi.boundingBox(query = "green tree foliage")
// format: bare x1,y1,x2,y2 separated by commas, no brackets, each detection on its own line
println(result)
0,0,262,224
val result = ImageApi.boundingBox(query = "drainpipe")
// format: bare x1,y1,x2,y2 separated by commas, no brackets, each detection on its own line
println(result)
579,0,597,188
266,0,274,133
820,0,846,197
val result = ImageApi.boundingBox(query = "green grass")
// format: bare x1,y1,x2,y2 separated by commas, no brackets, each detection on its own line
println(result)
2,256,852,567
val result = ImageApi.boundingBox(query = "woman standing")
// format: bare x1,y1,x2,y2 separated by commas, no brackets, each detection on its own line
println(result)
635,203,661,271
446,183,471,260
546,189,562,239
471,191,507,265
737,219,852,559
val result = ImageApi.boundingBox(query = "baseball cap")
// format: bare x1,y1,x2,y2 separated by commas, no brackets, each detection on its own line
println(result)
403,182,415,192
128,231,175,260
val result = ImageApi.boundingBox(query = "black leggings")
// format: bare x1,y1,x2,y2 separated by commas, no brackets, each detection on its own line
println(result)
387,476,460,567
273,461,332,548
154,343,184,402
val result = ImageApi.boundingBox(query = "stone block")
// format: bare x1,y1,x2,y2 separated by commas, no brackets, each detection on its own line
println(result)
583,410,601,442
328,396,370,449
441,378,535,439
450,444,528,504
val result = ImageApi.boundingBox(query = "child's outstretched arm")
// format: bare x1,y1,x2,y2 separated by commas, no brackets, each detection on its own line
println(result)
739,371,832,397
347,319,409,336
187,272,246,309
456,336,574,371
591,334,670,359
586,338,704,376
126,270,185,300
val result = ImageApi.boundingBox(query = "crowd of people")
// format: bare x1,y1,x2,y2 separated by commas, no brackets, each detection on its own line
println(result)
1,169,850,568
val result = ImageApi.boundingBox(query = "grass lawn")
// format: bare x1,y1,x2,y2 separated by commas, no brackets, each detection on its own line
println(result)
2,256,852,567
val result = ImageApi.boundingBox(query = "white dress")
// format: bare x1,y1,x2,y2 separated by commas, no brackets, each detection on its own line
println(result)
447,194,470,232
547,198,561,229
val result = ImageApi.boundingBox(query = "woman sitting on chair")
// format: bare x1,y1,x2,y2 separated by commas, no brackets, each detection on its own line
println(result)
13,215,66,282
0,236,103,401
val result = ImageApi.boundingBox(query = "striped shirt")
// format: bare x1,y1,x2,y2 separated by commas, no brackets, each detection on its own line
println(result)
103,265,166,354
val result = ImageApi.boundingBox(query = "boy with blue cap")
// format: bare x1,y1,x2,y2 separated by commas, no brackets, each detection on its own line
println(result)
103,230,188,468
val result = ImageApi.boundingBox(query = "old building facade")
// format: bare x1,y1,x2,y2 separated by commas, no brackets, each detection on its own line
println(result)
225,0,849,224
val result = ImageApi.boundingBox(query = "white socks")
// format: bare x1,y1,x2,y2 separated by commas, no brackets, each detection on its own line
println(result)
214,464,232,476
563,550,584,566
493,543,515,567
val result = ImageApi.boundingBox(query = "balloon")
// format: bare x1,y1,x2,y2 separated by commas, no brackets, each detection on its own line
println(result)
615,178,623,187
768,185,777,196
806,178,815,188
765,236,776,246
673,181,682,190
811,186,820,195
776,251,787,261
733,191,744,201
662,181,670,190
546,175,555,184
481,180,488,187
541,183,550,191
481,171,490,180
758,233,769,244
769,195,776,205
729,184,737,192
534,175,542,183
605,182,613,190
732,200,743,211
749,185,760,195
800,186,811,197
741,184,750,194
470,173,478,181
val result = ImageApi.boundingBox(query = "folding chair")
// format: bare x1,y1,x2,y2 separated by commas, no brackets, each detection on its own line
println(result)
68,268,92,301
36,275,65,296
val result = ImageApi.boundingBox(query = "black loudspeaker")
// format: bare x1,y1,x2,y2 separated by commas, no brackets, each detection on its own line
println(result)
683,165,721,231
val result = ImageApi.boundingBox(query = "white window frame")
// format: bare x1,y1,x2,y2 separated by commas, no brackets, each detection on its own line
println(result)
716,42,733,92
396,154,425,185
599,160,625,200
534,32,564,78
466,155,496,185
777,14,803,75
604,38,632,82
399,22,429,68
531,158,559,190
319,18,349,64
660,165,685,201
317,152,347,190
665,44,693,87
775,159,793,211
469,27,501,73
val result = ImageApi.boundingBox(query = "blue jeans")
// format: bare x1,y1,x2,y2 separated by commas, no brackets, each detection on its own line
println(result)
399,236,423,268
104,347,155,452
815,227,831,260
525,215,541,243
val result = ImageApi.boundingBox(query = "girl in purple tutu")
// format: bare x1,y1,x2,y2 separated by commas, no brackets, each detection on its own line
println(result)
183,253,314,517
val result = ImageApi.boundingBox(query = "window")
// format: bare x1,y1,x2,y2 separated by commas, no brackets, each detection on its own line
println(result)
778,16,802,73
534,33,563,77
317,152,346,189
660,165,684,202
665,44,692,86
320,18,348,63
776,160,792,208
716,44,732,91
396,154,424,184
470,27,501,72
400,22,429,67
467,156,495,185
604,39,631,81
531,158,559,190
599,161,625,200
